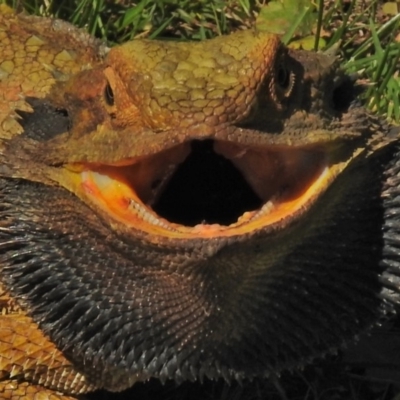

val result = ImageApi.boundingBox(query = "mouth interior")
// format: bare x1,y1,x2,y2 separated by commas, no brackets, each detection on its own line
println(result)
78,139,327,237
153,140,263,226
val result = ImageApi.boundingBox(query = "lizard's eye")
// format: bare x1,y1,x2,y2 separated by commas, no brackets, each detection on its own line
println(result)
104,82,115,106
275,63,295,101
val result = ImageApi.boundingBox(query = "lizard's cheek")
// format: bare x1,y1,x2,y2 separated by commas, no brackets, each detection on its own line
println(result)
67,139,334,239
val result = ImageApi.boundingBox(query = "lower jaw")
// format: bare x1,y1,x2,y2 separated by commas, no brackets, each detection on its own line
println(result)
63,139,338,240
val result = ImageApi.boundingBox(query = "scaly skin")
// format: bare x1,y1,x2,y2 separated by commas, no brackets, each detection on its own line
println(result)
0,7,103,398
1,7,400,400
0,5,106,140
32,29,284,166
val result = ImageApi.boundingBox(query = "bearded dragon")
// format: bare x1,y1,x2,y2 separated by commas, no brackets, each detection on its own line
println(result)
1,6,399,399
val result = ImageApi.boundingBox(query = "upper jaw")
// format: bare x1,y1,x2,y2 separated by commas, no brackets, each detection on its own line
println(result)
33,113,362,165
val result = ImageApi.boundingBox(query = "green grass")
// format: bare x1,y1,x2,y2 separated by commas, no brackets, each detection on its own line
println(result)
2,0,256,41
335,1,400,122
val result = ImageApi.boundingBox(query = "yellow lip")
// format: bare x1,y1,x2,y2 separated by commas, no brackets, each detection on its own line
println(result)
59,139,343,240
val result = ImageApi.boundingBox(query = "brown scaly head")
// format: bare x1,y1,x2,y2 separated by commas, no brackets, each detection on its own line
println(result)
1,10,400,397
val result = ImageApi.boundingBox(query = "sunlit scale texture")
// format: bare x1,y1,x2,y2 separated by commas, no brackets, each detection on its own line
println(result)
108,31,281,130
0,8,106,138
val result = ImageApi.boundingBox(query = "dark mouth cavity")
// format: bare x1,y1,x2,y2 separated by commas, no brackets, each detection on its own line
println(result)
152,140,262,226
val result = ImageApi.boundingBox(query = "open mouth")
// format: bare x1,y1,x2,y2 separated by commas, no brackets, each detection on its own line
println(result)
67,139,330,239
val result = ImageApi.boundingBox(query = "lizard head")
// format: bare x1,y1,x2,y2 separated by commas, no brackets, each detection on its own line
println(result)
12,30,375,240
1,29,399,389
